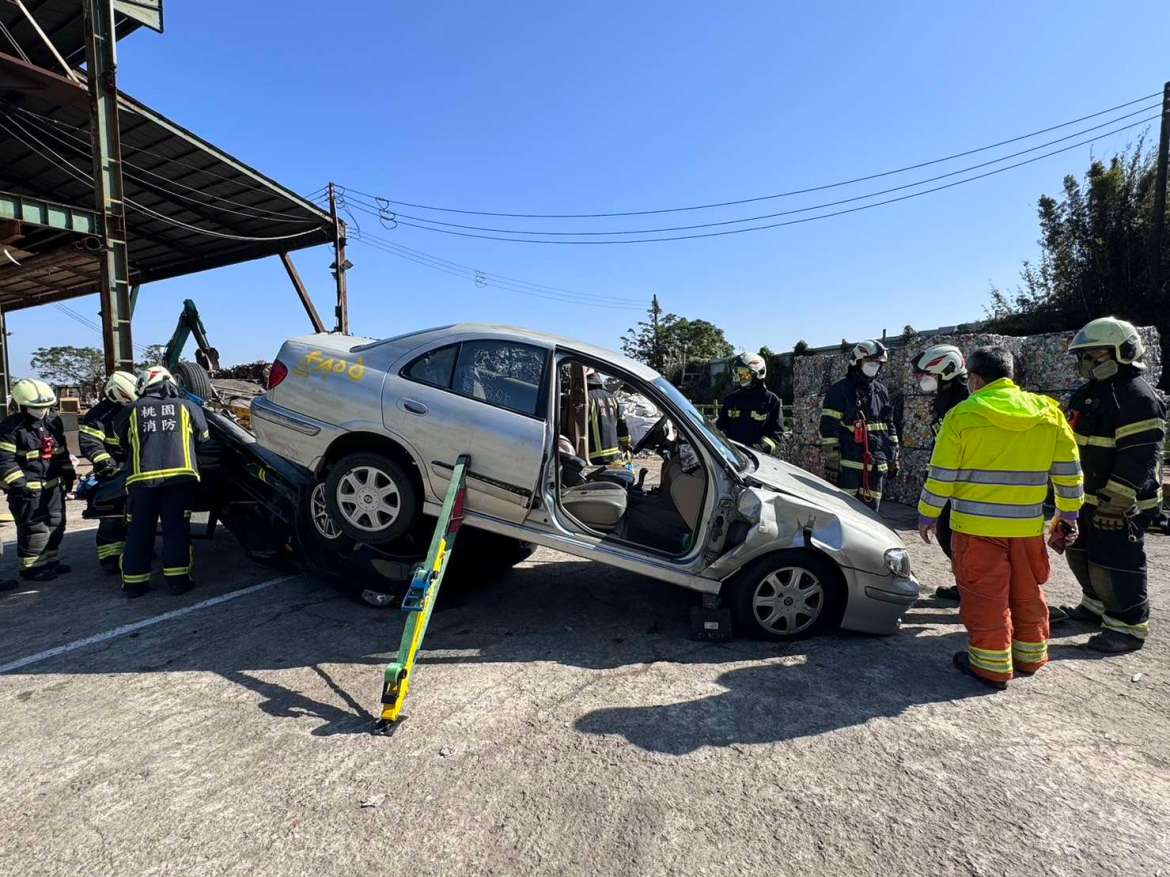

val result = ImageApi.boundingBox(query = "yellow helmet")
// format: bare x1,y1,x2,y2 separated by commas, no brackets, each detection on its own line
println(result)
11,378,56,409
105,370,139,404
1068,317,1145,365
136,364,175,395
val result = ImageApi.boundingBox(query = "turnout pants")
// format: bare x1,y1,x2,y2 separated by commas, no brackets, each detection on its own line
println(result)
8,483,66,574
121,483,194,590
1065,511,1149,645
96,515,127,568
835,460,885,512
952,533,1050,682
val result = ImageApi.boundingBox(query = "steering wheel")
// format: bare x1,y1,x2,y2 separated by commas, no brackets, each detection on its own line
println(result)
631,415,669,457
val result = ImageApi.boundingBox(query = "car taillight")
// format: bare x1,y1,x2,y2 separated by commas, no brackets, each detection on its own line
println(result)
267,360,288,390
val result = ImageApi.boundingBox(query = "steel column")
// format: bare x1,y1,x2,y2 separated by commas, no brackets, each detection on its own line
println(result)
0,307,10,406
82,0,135,374
327,182,350,334
1151,82,1170,298
279,252,326,334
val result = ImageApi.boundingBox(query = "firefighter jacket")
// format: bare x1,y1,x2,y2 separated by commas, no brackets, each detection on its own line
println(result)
114,389,209,487
918,378,1083,537
819,370,899,468
717,381,782,446
79,399,128,468
0,412,75,492
587,379,629,464
1066,367,1165,517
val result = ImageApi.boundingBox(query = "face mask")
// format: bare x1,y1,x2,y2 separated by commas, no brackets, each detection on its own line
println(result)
861,362,881,379
26,407,48,420
917,375,939,393
1078,353,1118,381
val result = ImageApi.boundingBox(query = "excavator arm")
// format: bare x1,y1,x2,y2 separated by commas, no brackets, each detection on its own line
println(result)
163,299,220,373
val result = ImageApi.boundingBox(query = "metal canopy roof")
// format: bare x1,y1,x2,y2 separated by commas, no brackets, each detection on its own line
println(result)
0,0,145,71
0,50,335,311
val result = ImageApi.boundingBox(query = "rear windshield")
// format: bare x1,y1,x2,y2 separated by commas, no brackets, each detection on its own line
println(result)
350,325,455,353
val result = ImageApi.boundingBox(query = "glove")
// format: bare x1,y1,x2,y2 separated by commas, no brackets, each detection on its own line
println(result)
759,436,778,456
887,456,900,478
94,460,117,480
1092,491,1135,532
823,448,841,481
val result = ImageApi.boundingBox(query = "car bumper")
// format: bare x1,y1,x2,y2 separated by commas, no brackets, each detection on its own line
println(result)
840,567,919,635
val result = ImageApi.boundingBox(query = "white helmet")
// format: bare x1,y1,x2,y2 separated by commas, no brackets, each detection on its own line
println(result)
11,378,56,409
1068,317,1144,365
136,364,175,395
732,352,767,386
105,370,139,405
913,345,967,380
849,339,888,366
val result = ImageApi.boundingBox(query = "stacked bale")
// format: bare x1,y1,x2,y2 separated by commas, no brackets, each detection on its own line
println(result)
780,326,1163,505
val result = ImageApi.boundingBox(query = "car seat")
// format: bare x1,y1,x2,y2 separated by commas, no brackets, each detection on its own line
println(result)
561,481,628,531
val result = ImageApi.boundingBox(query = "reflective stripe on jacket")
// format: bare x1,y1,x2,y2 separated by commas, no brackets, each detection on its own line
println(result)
918,378,1083,537
79,399,128,466
717,382,782,446
115,392,209,487
1066,368,1165,515
819,371,899,465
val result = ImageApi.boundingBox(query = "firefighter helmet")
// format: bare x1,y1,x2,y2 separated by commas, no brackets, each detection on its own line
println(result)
11,378,56,409
912,344,967,380
849,339,888,366
1068,317,1145,365
105,370,139,404
732,352,767,386
136,365,176,395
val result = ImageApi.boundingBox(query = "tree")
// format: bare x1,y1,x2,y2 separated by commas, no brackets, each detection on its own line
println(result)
30,346,105,398
135,344,168,371
621,296,734,372
793,340,809,355
758,345,776,359
986,140,1170,388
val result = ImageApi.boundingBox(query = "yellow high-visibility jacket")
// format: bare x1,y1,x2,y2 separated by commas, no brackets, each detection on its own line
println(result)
918,378,1084,537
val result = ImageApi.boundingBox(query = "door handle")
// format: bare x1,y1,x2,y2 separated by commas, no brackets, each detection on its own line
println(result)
403,399,428,415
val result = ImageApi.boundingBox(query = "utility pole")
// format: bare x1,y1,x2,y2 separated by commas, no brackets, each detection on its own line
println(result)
327,182,351,334
83,0,135,373
1152,81,1170,299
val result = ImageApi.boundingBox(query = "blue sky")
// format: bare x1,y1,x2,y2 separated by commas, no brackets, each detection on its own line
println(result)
10,1,1170,375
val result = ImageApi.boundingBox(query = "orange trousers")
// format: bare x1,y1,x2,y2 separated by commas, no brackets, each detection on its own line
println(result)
952,533,1051,682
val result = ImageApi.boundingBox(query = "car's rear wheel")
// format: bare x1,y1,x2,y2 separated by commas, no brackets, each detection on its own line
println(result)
324,452,419,545
308,481,345,543
729,550,843,641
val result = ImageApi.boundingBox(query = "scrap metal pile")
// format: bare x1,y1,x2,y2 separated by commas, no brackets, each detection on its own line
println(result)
781,327,1164,505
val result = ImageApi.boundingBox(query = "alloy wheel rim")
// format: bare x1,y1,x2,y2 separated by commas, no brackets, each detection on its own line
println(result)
752,566,823,635
336,465,401,532
310,483,343,540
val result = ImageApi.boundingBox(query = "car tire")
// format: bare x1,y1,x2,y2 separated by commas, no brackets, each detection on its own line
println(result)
174,361,216,401
729,550,844,641
324,452,419,546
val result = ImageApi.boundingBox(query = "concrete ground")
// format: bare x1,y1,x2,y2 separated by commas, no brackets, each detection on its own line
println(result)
1,500,1168,876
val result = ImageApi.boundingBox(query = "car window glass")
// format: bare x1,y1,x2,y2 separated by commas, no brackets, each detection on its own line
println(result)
404,344,458,388
453,340,545,416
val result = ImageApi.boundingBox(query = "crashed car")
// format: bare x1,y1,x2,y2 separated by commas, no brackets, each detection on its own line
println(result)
251,324,919,640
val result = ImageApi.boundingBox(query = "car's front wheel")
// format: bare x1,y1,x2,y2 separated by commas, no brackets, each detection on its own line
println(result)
729,550,843,640
324,452,419,545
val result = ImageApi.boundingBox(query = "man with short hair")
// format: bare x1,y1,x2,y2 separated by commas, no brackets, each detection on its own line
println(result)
918,347,1083,689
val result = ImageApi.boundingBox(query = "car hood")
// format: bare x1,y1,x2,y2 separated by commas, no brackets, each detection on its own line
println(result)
742,451,905,545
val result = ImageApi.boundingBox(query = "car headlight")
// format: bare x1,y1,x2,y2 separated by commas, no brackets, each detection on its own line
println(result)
884,548,911,578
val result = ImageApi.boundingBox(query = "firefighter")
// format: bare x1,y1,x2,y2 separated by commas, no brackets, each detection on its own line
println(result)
1052,318,1165,653
819,340,899,511
911,344,970,600
114,366,209,598
587,369,630,465
717,352,782,454
918,347,1083,688
0,379,74,580
78,370,138,573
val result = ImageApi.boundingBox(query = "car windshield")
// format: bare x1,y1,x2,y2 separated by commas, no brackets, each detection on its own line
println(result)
653,378,749,472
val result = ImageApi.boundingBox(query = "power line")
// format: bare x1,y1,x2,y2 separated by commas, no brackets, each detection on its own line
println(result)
342,90,1163,218
344,115,1156,245
339,103,1160,238
348,231,642,309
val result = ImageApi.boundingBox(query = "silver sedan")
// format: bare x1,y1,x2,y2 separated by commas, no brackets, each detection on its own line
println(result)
251,324,918,639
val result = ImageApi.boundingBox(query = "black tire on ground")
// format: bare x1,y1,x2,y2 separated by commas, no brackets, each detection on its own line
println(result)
728,549,845,641
174,361,215,400
324,452,419,546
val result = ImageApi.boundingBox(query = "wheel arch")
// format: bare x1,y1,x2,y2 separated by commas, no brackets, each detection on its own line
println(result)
721,544,850,635
318,431,427,503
